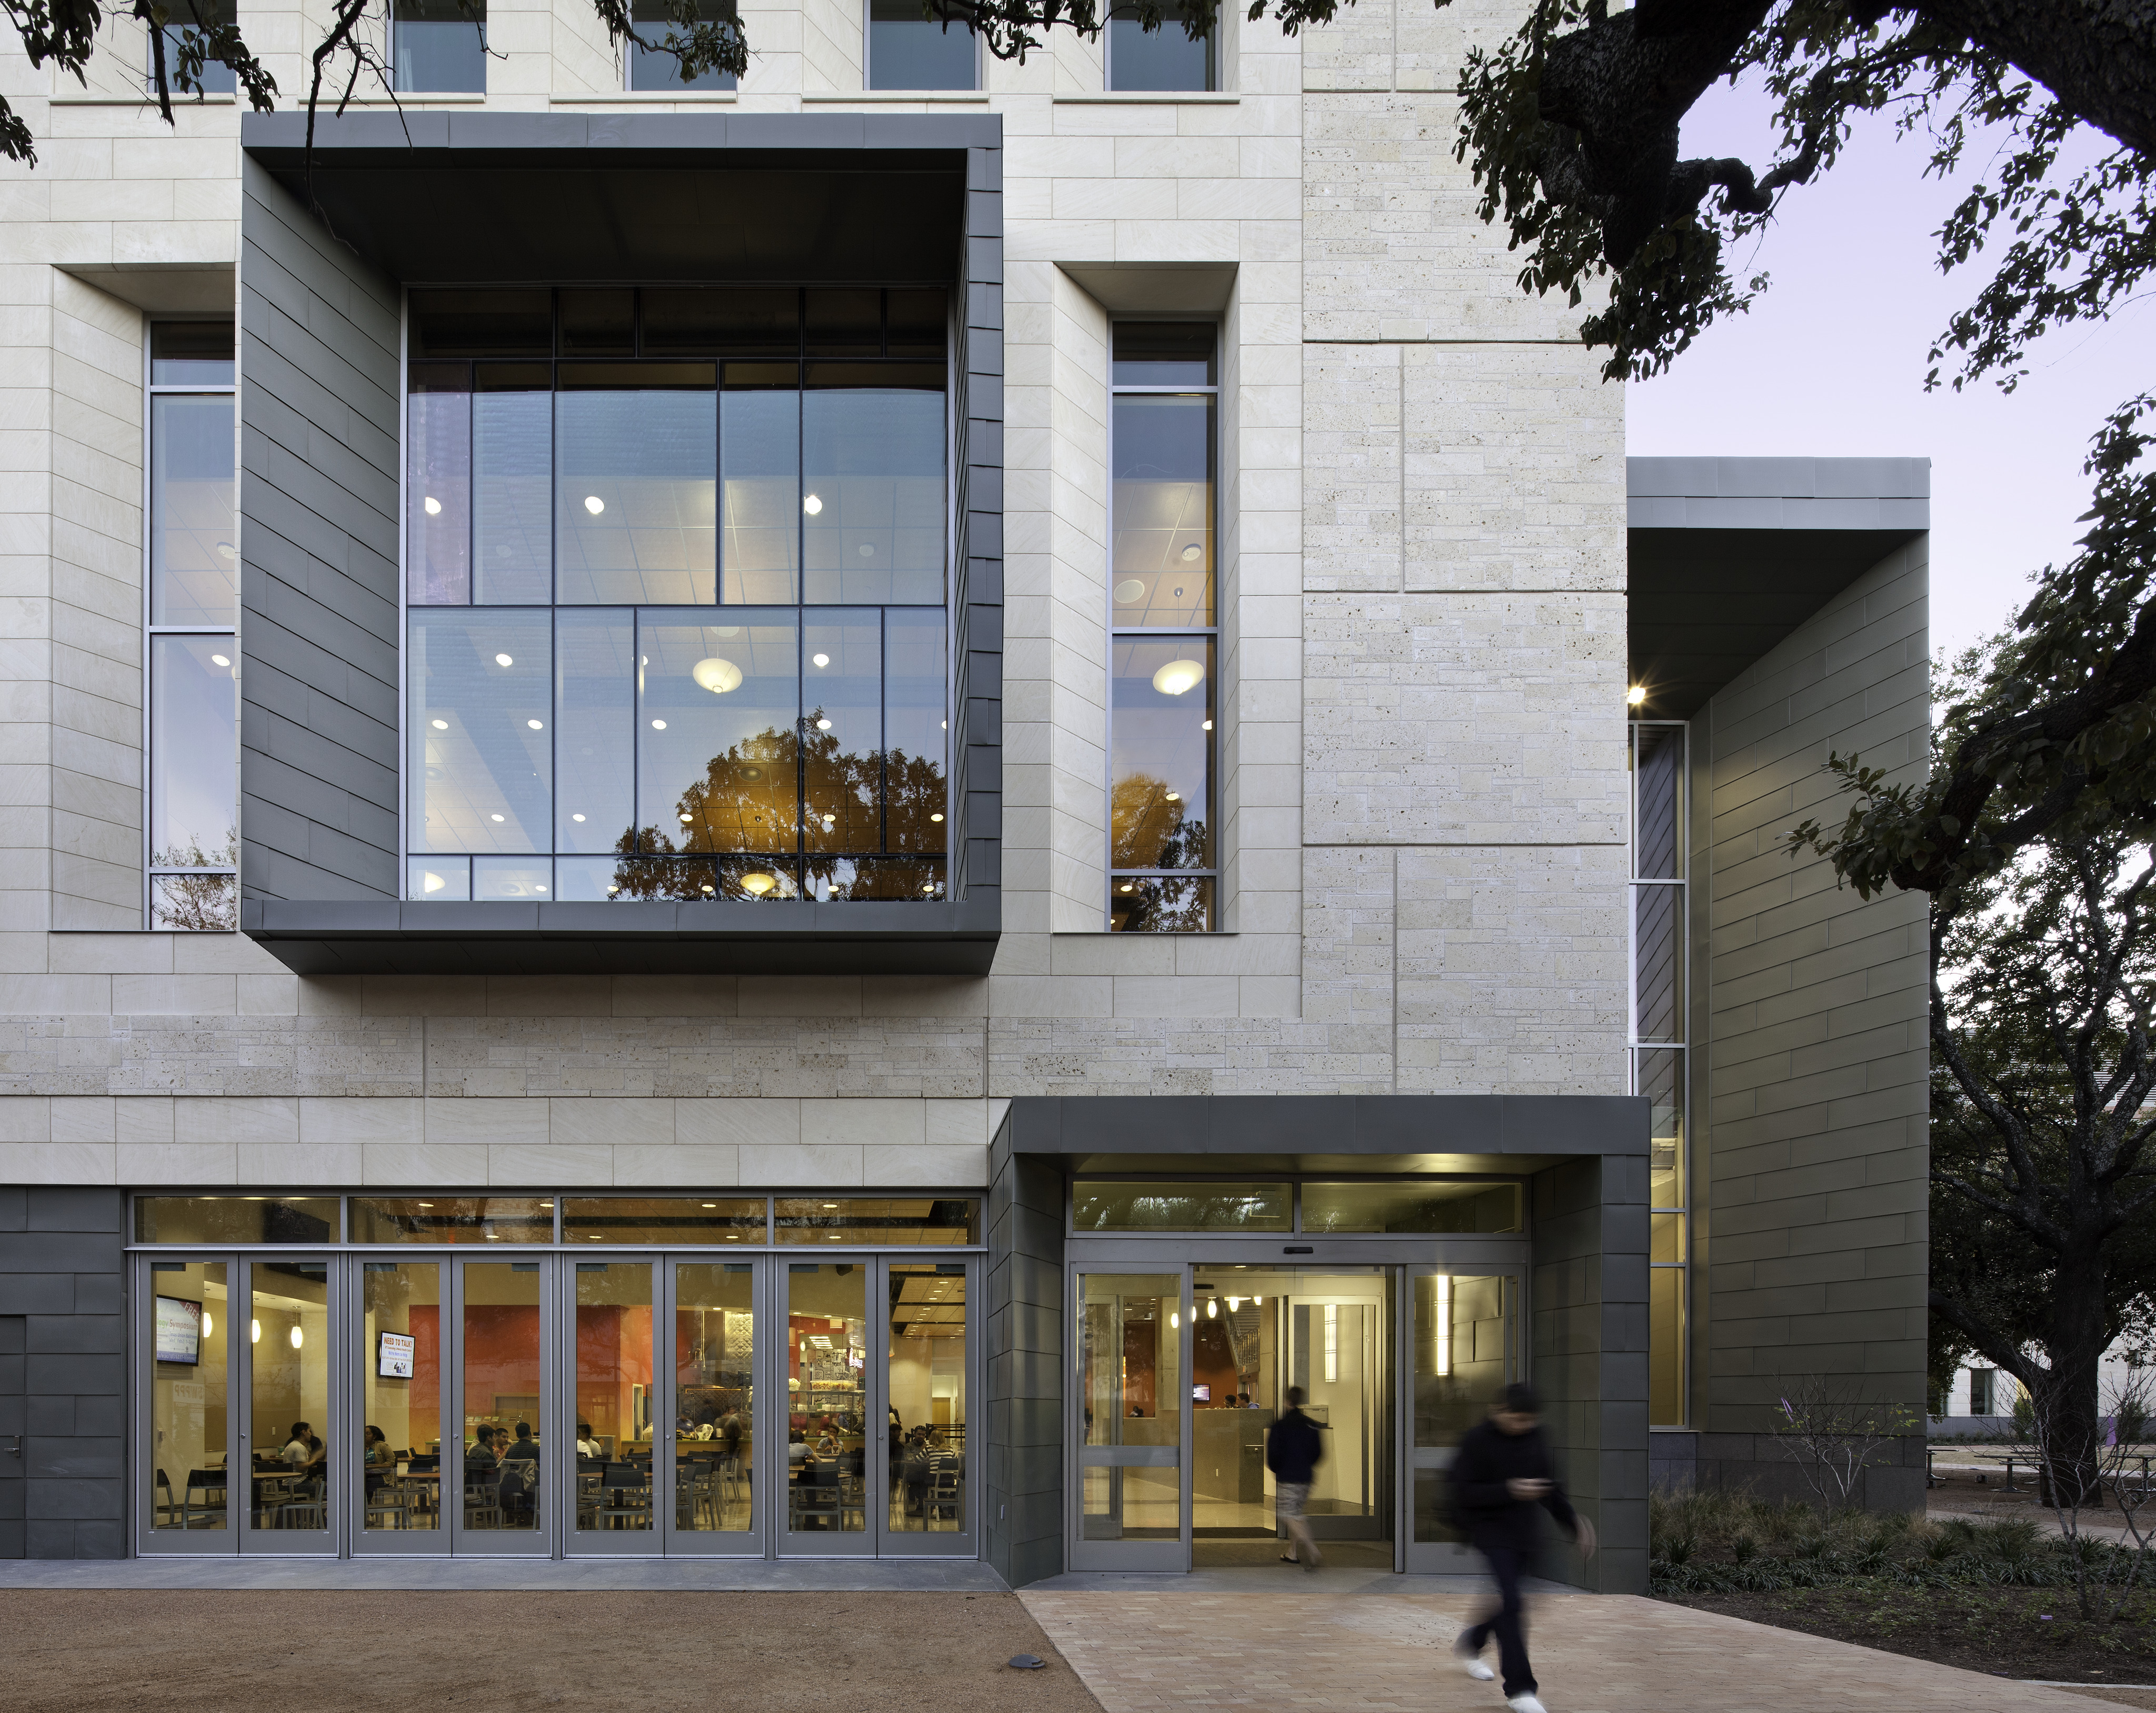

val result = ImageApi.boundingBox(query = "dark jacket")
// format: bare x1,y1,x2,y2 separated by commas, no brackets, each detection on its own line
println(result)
1265,1408,1324,1486
1449,1417,1577,1552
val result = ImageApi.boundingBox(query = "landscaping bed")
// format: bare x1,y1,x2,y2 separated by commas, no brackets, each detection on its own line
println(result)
1649,1490,2156,1686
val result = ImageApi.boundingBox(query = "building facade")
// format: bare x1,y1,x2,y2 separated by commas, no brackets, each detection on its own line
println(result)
0,1,1925,1585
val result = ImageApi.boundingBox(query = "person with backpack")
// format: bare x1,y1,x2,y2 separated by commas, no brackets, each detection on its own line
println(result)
1449,1382,1596,1713
1265,1385,1324,1572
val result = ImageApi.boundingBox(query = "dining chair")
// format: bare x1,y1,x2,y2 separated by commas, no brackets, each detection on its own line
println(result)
179,1469,227,1530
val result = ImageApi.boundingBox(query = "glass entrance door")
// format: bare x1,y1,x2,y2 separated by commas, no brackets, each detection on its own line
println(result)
1072,1270,1186,1571
451,1258,552,1554
1404,1267,1521,1572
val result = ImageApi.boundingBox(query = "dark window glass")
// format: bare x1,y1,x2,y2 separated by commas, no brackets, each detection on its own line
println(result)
149,635,237,868
1112,320,1214,387
1634,883,1683,1044
408,609,552,855
149,0,238,96
408,290,552,360
472,370,551,603
805,288,883,358
1111,636,1212,870
556,610,636,855
802,373,946,604
559,288,636,356
803,611,882,854
772,1199,977,1244
555,386,717,605
638,613,798,857
149,394,237,624
135,1197,340,1244
1106,3,1211,92
811,856,946,901
351,1197,555,1244
886,289,947,362
562,1198,765,1243
1633,722,1683,879
407,370,471,604
628,0,740,88
644,289,799,357
1302,1182,1524,1236
721,370,801,604
1072,1184,1288,1232
150,321,234,386
393,0,488,93
867,0,977,90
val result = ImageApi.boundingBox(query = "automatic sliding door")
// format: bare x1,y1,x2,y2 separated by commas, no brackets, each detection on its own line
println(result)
1072,1271,1187,1571
141,1257,235,1553
454,1259,551,1553
666,1260,761,1555
354,1260,444,1552
1404,1268,1519,1573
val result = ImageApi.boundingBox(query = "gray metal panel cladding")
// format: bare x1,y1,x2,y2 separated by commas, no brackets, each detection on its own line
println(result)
238,156,404,904
233,113,1006,972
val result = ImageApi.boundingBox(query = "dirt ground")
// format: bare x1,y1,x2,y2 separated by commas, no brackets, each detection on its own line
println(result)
0,1590,1103,1713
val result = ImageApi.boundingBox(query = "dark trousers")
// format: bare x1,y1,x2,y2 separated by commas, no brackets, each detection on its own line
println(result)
1462,1542,1534,1697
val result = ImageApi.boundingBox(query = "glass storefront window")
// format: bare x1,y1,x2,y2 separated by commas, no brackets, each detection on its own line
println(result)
136,1197,340,1244
802,368,947,604
1071,1183,1289,1232
562,1198,767,1246
675,1262,755,1532
147,1260,228,1531
1301,1181,1522,1236
361,1261,441,1532
574,1261,654,1531
555,371,718,606
464,1261,543,1532
1079,1273,1182,1541
886,1263,966,1533
787,1263,868,1533
351,1198,556,1244
773,1199,979,1245
408,609,553,856
1411,1272,1515,1544
249,1261,332,1533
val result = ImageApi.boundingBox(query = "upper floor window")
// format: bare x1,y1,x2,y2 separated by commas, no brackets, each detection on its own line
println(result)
866,0,979,91
146,322,238,930
627,0,740,90
148,0,239,95
393,0,487,94
1108,322,1215,931
1106,1,1212,92
403,287,952,905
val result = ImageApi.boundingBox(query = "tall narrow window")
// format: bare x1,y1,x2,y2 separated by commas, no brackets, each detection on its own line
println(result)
1106,0,1212,91
146,322,238,931
866,0,979,90
1631,720,1688,1425
627,0,740,89
1108,323,1216,930
393,0,488,93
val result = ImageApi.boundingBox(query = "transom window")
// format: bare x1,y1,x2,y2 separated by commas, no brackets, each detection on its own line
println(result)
403,287,952,904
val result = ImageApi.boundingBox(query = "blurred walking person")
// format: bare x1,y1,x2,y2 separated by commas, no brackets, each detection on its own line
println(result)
1450,1382,1596,1713
1266,1384,1323,1572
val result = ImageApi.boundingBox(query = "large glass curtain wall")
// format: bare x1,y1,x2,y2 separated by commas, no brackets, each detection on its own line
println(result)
1630,720,1689,1426
1109,322,1217,931
146,323,239,930
405,287,951,905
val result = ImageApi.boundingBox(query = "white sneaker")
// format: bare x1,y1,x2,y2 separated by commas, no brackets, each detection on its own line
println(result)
1453,1639,1495,1682
1506,1696,1547,1713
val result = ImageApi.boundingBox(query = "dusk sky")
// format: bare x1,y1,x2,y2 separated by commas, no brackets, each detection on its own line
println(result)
1626,77,2152,663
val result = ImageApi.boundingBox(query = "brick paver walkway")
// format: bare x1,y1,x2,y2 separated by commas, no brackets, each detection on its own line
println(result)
1020,1587,2125,1711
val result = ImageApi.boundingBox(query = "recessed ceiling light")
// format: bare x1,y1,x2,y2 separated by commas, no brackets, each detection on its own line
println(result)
693,656,742,695
424,496,442,516
702,1203,717,1209
858,543,874,558
1202,719,1213,731
1180,544,1202,562
417,1201,433,1208
527,719,543,730
812,653,830,668
422,871,445,893
1165,791,1180,802
680,813,694,823
726,1233,740,1240
816,718,832,730
495,653,513,667
741,872,776,897
1152,658,1204,696
584,495,605,515
701,884,715,895
572,813,586,822
829,1234,843,1241
803,494,823,515
1113,578,1145,604
607,884,621,894
823,1203,838,1209
1119,883,1134,893
210,653,230,668
929,812,943,823
491,813,505,822
652,719,667,730
431,718,448,730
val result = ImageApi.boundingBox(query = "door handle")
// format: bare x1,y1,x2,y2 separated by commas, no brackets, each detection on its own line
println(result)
2,1436,21,1459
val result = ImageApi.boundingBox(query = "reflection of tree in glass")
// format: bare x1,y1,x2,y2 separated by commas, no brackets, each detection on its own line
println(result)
1111,773,1209,870
1109,875,1209,933
150,834,238,931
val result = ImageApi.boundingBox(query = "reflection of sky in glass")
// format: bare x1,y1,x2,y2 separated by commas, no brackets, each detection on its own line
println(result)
886,610,945,854
409,610,551,853
868,0,976,88
1107,6,1210,91
474,388,550,603
149,395,237,625
639,614,798,854
557,392,716,605
393,3,487,93
149,635,236,862
721,386,799,604
803,612,881,852
407,386,470,605
803,390,945,605
1111,636,1212,870
1111,395,1212,625
555,610,634,853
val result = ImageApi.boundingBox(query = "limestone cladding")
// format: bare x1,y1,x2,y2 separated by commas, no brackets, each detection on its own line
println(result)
0,0,1631,1166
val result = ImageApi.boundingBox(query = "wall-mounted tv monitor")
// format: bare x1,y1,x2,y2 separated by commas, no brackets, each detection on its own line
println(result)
378,1330,416,1379
1191,1383,1210,1402
154,1296,201,1366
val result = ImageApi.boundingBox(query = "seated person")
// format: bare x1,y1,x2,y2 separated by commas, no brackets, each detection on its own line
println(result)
498,1420,541,1520
576,1421,602,1461
465,1426,502,1479
362,1425,391,1497
280,1421,313,1469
